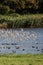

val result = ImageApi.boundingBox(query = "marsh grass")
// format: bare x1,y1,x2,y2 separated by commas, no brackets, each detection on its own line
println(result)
0,54,43,65
0,14,43,28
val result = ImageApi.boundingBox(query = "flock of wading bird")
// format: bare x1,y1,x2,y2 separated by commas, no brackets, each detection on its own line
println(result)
0,29,43,54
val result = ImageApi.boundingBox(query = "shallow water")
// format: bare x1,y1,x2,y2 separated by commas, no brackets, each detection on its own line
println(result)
0,28,43,54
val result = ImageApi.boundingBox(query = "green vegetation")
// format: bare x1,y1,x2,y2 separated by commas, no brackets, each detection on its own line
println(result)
0,54,43,65
0,0,43,28
0,14,43,28
0,0,43,14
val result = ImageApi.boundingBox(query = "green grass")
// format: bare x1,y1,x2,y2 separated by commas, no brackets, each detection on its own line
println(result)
0,14,43,21
0,14,43,28
0,54,43,65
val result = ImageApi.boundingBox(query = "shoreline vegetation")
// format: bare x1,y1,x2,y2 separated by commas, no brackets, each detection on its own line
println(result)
0,54,43,65
0,0,43,28
0,14,43,28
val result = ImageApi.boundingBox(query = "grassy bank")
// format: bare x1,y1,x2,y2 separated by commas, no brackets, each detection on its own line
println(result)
0,14,43,28
0,54,43,65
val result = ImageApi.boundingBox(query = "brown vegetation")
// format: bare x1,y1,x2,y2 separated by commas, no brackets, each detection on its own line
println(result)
0,22,7,28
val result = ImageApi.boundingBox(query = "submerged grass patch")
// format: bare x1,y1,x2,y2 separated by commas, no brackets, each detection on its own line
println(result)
0,14,43,28
0,54,43,65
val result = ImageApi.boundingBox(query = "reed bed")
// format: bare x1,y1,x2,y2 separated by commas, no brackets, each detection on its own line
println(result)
0,14,43,28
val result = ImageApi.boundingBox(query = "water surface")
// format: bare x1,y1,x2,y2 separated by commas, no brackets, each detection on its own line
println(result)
0,28,43,54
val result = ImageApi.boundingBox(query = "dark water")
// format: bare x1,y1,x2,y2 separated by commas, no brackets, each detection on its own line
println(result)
0,28,43,54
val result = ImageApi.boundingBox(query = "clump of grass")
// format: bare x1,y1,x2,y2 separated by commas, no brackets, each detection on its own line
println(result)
11,64,14,65
29,64,32,65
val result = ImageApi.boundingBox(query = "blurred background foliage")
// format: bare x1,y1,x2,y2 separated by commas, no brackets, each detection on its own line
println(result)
0,0,43,14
